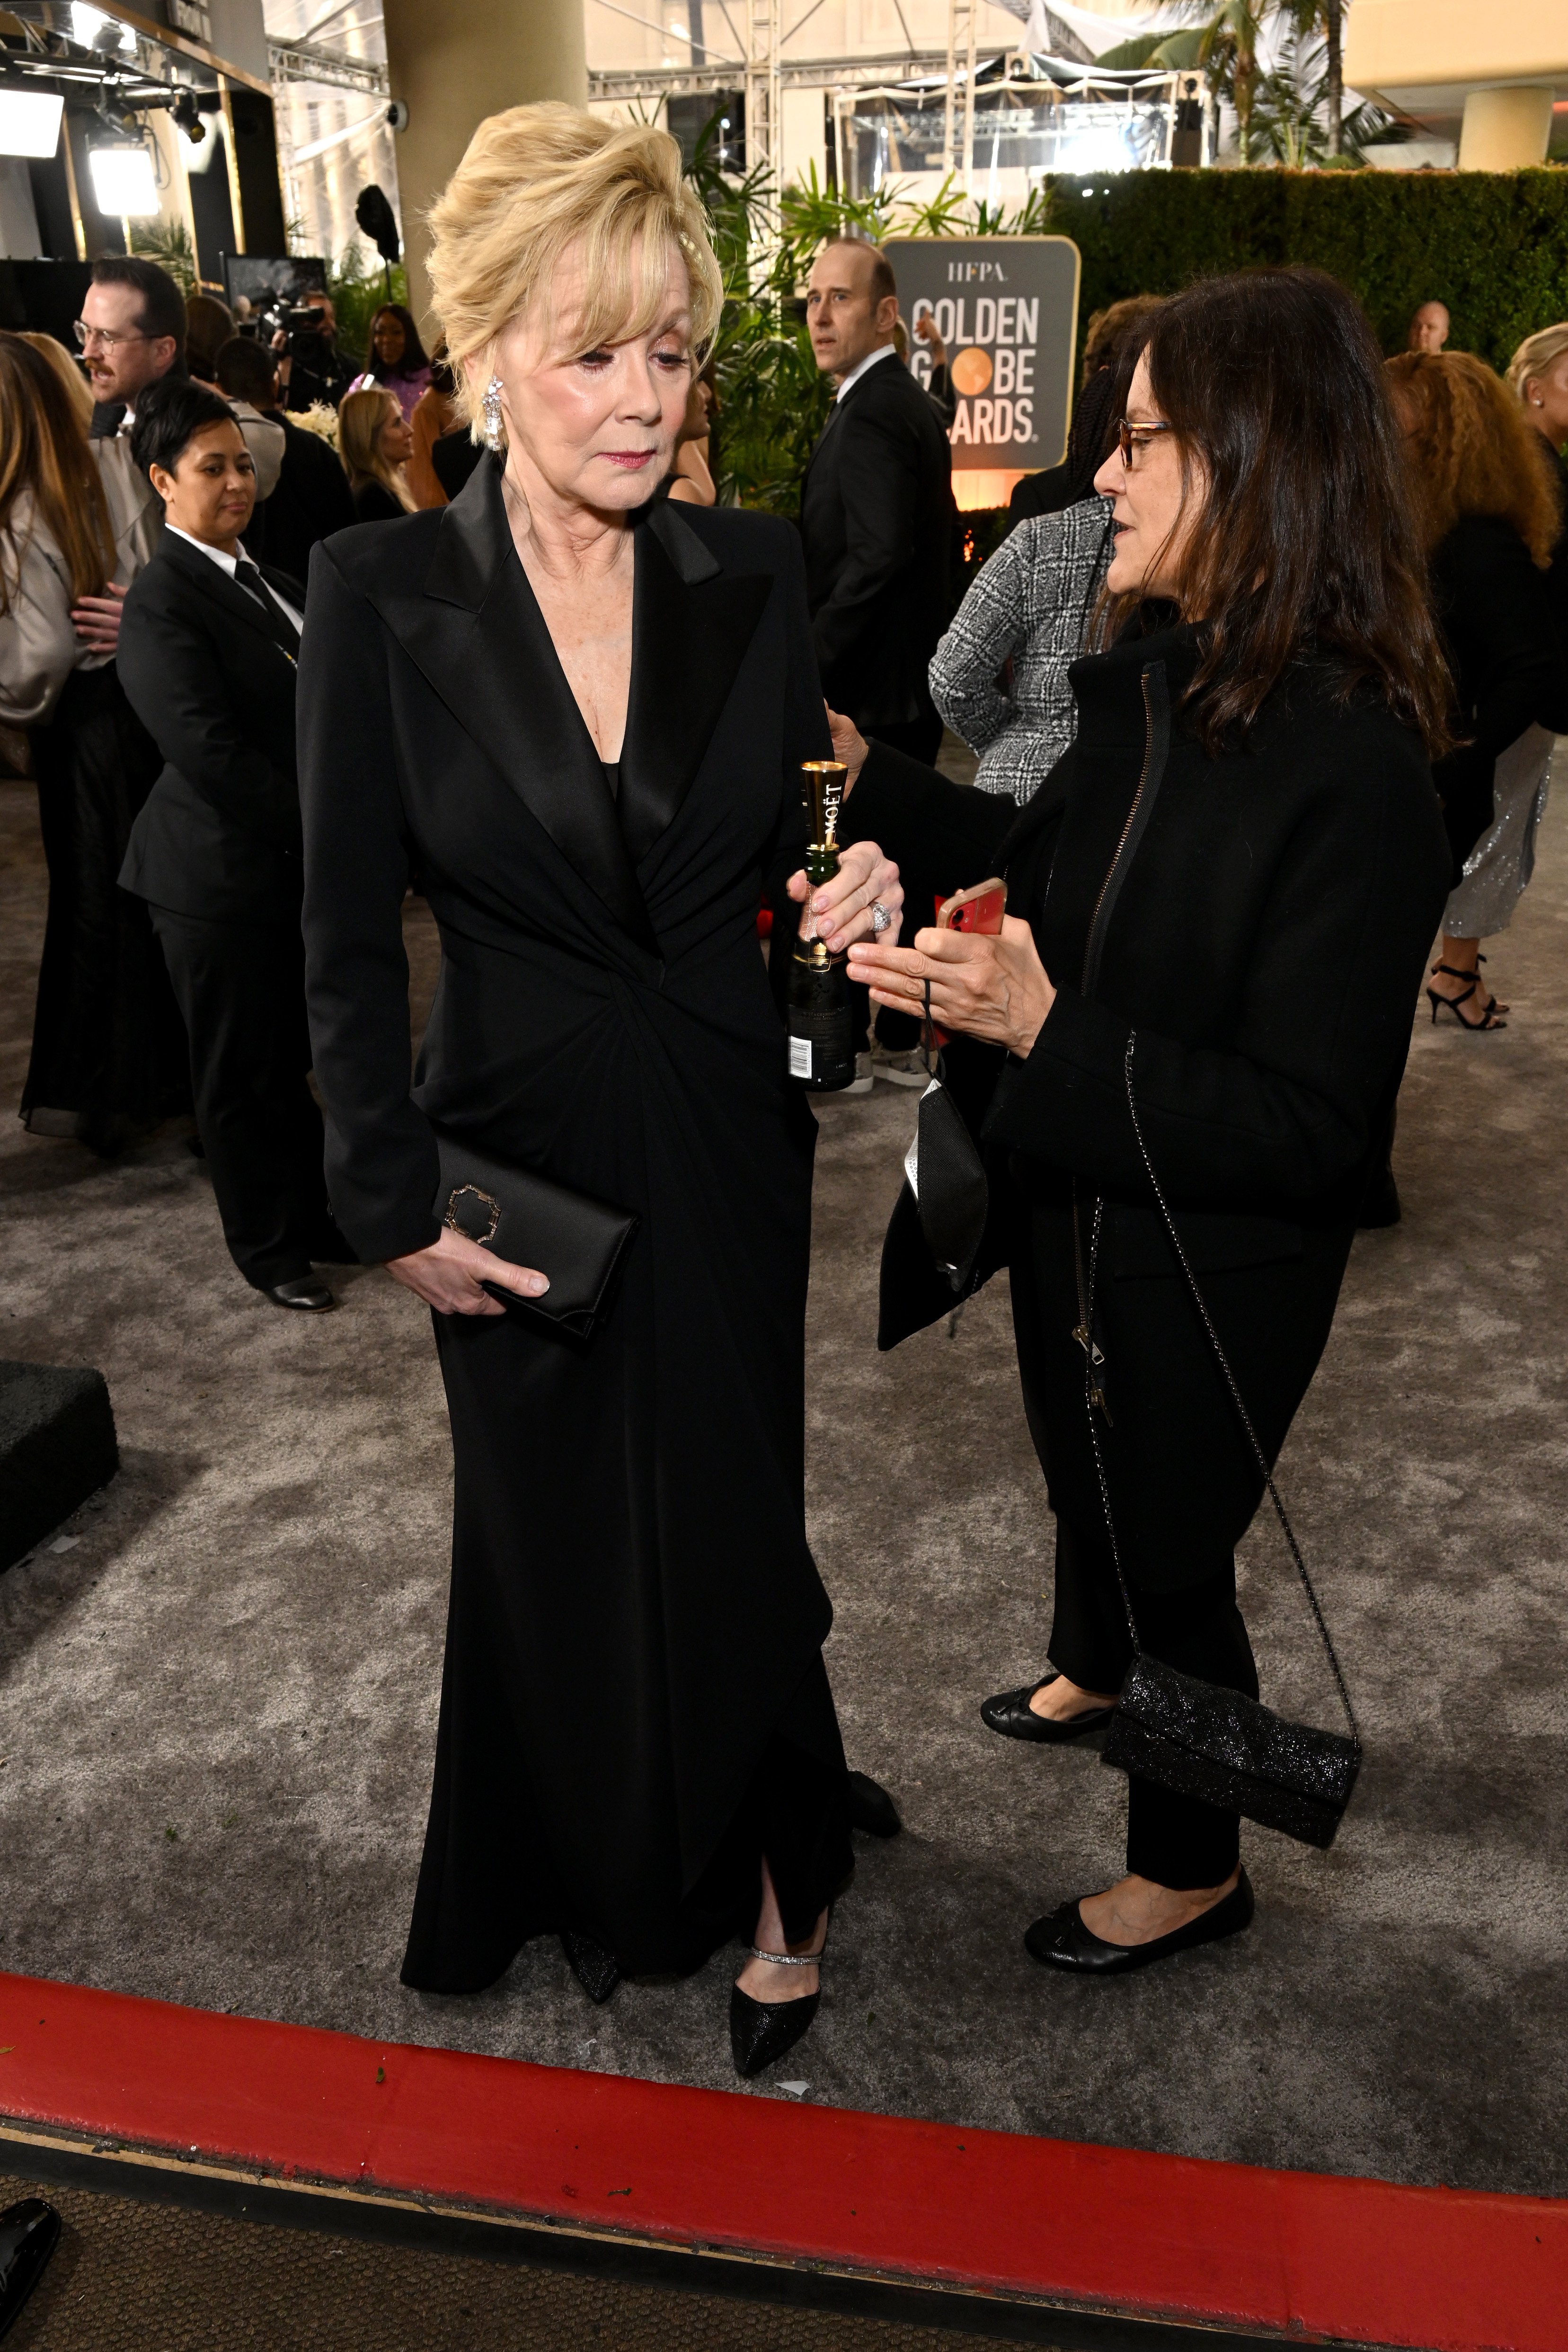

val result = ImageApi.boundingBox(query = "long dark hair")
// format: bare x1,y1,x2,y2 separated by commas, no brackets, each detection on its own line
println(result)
1118,268,1452,758
365,302,429,380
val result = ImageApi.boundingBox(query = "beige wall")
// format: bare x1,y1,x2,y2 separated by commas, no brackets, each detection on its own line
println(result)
1344,0,1568,90
384,0,587,325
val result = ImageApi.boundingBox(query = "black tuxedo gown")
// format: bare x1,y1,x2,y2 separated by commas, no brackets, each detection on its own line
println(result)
298,459,850,1989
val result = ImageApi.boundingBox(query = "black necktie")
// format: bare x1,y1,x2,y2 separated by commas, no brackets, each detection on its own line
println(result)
233,557,300,657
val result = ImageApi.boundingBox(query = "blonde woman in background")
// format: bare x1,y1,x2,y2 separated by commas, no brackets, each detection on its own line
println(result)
1509,322,1568,657
337,383,416,522
0,331,185,1150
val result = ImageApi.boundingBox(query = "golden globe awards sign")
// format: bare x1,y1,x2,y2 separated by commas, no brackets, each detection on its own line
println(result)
886,236,1081,481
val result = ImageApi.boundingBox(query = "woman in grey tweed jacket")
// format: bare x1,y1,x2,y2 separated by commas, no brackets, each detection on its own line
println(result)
929,494,1114,801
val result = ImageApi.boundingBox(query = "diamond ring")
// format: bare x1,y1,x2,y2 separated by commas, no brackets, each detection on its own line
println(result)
870,901,892,935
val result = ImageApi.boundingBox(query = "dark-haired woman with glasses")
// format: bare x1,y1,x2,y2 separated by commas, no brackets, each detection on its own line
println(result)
815,267,1453,1974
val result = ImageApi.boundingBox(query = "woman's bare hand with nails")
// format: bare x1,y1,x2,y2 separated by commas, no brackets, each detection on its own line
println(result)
386,1224,550,1316
847,916,1055,1058
784,838,903,950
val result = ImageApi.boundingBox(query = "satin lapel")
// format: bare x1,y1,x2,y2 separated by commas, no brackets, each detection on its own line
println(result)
616,500,772,868
370,459,658,955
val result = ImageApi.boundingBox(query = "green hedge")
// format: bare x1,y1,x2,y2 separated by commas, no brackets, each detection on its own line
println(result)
1048,167,1568,374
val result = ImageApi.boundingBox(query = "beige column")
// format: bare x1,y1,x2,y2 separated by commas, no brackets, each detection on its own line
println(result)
383,0,587,325
1457,84,1554,169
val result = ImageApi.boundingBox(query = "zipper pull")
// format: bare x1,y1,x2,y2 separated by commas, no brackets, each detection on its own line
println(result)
1071,1321,1105,1369
1072,1324,1113,1422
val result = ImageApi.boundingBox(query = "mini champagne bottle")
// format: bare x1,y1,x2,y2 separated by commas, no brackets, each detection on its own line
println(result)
787,760,855,1092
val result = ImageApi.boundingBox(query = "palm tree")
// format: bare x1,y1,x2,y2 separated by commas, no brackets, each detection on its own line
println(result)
1193,0,1271,164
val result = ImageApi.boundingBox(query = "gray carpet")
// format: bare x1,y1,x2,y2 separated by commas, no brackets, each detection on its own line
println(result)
2,751,1566,2199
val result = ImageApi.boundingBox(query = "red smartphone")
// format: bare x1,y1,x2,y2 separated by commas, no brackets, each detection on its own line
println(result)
924,879,1007,1045
937,878,1007,936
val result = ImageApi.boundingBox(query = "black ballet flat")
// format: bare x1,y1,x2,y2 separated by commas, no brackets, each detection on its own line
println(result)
730,1945,824,2078
561,1931,620,2005
981,1674,1116,1744
847,1770,902,1838
1024,1870,1254,1976
0,2197,61,2336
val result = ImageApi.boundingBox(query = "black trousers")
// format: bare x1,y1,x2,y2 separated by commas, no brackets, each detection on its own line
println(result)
1048,1515,1258,1889
149,905,337,1289
25,667,188,1150
854,715,945,1055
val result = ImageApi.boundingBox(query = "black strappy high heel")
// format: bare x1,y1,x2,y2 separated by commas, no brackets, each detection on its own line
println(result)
1427,960,1507,1030
730,1923,828,2079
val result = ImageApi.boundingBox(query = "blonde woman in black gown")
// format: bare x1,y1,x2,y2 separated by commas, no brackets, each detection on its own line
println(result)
298,105,903,2076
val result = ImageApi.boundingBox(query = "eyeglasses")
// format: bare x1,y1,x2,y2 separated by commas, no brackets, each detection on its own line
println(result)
1116,417,1174,468
72,320,151,353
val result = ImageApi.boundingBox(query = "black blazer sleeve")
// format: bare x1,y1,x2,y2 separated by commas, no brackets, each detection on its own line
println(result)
811,388,928,677
298,540,440,1264
760,522,837,1010
1437,515,1568,757
839,737,1020,918
986,735,1450,1207
762,521,832,901
116,574,300,854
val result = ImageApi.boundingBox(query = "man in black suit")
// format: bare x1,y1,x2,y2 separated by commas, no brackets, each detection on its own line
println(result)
116,380,350,1311
798,240,954,1077
216,335,356,581
800,239,954,765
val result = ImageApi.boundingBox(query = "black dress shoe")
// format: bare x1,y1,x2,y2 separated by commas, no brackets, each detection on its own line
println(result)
730,1982,820,2078
561,1931,620,2005
262,1276,337,1312
847,1769,901,1838
981,1673,1116,1744
0,2197,61,2336
1024,1870,1254,1975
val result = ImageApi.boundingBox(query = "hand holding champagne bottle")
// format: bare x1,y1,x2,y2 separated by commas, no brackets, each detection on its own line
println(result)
784,763,904,1091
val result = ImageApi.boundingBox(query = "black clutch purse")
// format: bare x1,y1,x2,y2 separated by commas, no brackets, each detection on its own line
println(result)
433,1131,638,1343
1090,1034,1362,1850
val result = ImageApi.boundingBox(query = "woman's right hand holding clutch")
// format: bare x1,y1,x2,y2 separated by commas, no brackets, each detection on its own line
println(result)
386,1225,549,1317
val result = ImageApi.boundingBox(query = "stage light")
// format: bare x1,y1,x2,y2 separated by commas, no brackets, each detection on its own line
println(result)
0,89,64,158
88,141,159,216
171,89,204,145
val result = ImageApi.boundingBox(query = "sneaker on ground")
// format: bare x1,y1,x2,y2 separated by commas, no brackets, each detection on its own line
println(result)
845,1051,874,1096
874,1047,932,1088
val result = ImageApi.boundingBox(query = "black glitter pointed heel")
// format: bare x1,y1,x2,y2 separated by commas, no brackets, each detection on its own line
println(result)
729,1946,823,2078
561,1931,621,2005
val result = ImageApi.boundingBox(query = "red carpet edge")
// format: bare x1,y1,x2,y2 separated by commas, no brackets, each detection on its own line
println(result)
0,1968,1560,2349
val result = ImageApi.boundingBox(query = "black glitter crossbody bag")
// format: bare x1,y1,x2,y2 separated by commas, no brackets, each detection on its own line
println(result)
1090,1034,1362,1850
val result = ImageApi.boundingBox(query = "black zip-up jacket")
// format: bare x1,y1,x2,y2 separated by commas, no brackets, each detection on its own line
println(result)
843,618,1451,1586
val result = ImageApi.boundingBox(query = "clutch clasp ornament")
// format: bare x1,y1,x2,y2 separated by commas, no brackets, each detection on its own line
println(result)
444,1182,501,1246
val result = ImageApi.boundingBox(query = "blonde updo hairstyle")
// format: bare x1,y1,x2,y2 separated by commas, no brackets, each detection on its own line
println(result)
1508,322,1568,402
425,103,722,441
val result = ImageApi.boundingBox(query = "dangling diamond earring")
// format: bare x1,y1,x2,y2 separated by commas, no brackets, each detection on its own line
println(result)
481,373,505,452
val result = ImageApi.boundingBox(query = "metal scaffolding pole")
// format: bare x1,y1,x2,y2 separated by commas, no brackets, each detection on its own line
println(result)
745,0,781,181
941,0,977,188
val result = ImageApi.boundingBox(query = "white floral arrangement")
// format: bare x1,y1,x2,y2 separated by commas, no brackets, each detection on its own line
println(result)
291,402,341,451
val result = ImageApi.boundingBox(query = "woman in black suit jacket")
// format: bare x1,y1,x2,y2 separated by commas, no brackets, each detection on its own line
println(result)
118,378,347,1310
826,270,1454,1974
297,107,902,2076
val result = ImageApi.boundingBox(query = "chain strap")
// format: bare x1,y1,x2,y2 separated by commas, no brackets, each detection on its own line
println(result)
1116,1031,1359,1746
